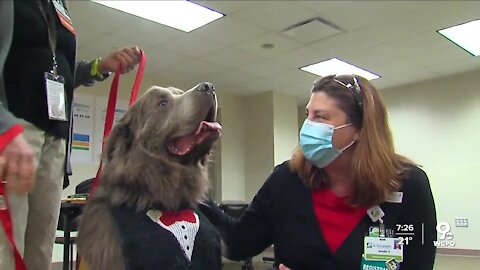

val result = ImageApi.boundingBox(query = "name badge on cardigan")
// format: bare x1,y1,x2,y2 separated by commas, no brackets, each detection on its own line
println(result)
364,236,403,262
385,192,403,203
45,72,67,121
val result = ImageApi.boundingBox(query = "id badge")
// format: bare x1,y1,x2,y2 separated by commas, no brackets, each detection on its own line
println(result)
364,236,403,262
45,72,67,121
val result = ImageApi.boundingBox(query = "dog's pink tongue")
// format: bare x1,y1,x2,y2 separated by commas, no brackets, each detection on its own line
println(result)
167,121,222,156
167,136,195,156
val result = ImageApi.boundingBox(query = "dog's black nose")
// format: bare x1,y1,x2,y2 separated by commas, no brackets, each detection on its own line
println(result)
197,82,215,94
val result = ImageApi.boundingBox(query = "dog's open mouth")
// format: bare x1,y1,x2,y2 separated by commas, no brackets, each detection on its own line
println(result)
166,120,221,156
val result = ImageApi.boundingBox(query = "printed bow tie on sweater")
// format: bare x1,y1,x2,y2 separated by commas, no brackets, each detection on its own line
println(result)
147,208,201,261
159,209,197,226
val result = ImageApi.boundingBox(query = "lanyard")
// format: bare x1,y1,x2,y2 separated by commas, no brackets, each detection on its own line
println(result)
38,0,58,75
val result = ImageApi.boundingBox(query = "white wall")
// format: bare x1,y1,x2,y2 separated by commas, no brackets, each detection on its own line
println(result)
273,92,299,166
382,69,480,250
244,92,275,201
216,91,246,201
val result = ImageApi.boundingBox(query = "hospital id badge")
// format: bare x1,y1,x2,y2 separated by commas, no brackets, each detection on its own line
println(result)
45,72,67,121
364,236,403,262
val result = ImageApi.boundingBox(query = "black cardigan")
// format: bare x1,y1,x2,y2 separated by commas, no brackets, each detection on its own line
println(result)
201,161,437,270
4,0,77,139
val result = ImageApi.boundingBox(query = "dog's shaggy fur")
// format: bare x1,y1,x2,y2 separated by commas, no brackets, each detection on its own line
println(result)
77,82,221,270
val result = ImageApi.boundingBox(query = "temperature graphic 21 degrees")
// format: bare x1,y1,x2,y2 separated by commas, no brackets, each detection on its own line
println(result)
396,224,415,246
434,222,455,247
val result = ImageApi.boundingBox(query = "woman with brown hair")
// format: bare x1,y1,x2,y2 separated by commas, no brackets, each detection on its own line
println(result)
201,74,437,270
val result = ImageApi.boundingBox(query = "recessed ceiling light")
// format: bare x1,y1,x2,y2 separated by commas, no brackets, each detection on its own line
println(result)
300,58,380,80
438,19,480,56
91,0,224,32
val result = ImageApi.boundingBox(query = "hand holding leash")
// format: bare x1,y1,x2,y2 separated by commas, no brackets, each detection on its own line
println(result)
98,46,142,74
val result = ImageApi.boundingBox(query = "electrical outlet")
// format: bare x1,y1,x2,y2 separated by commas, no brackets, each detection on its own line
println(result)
455,218,469,227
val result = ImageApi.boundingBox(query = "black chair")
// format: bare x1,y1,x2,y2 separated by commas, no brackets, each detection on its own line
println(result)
56,178,93,270
219,201,253,270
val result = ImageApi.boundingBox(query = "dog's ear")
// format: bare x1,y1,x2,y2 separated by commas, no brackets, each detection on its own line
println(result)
105,104,143,161
105,123,131,162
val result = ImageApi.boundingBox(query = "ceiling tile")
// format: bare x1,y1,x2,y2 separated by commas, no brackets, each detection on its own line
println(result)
308,27,383,56
282,19,342,45
379,46,472,76
76,32,104,51
235,77,276,94
237,59,284,78
159,35,227,58
273,69,319,88
392,1,480,33
150,68,204,89
191,17,268,46
371,76,403,91
142,47,192,71
386,31,452,54
200,47,266,69
299,1,350,14
167,59,227,78
67,0,480,103
318,1,433,31
202,68,263,87
68,1,133,33
108,17,187,49
235,33,302,57
80,34,136,57
192,1,260,15
386,67,439,87
273,47,324,69
232,2,317,32
426,58,480,77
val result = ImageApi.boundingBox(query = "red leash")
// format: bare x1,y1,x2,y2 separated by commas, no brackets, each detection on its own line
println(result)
0,182,27,270
90,51,146,194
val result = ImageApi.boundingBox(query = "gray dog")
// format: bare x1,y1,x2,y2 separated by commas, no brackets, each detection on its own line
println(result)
77,82,222,270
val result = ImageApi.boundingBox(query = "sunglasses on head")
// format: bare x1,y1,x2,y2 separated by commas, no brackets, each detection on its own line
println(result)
333,75,363,112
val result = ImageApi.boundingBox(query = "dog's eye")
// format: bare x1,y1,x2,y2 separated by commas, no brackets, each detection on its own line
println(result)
159,99,168,106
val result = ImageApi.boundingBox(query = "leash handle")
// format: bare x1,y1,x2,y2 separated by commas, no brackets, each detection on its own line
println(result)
91,51,146,194
0,182,28,270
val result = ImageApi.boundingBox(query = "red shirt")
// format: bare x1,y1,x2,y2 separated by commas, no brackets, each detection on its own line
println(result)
312,188,368,253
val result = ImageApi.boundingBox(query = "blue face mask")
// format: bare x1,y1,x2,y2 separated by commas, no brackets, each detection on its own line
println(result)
299,119,355,168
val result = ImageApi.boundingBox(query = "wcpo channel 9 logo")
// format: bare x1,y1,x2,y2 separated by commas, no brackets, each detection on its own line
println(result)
434,221,455,247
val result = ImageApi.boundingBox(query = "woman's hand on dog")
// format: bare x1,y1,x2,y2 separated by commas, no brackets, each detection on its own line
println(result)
279,263,291,270
98,46,142,74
